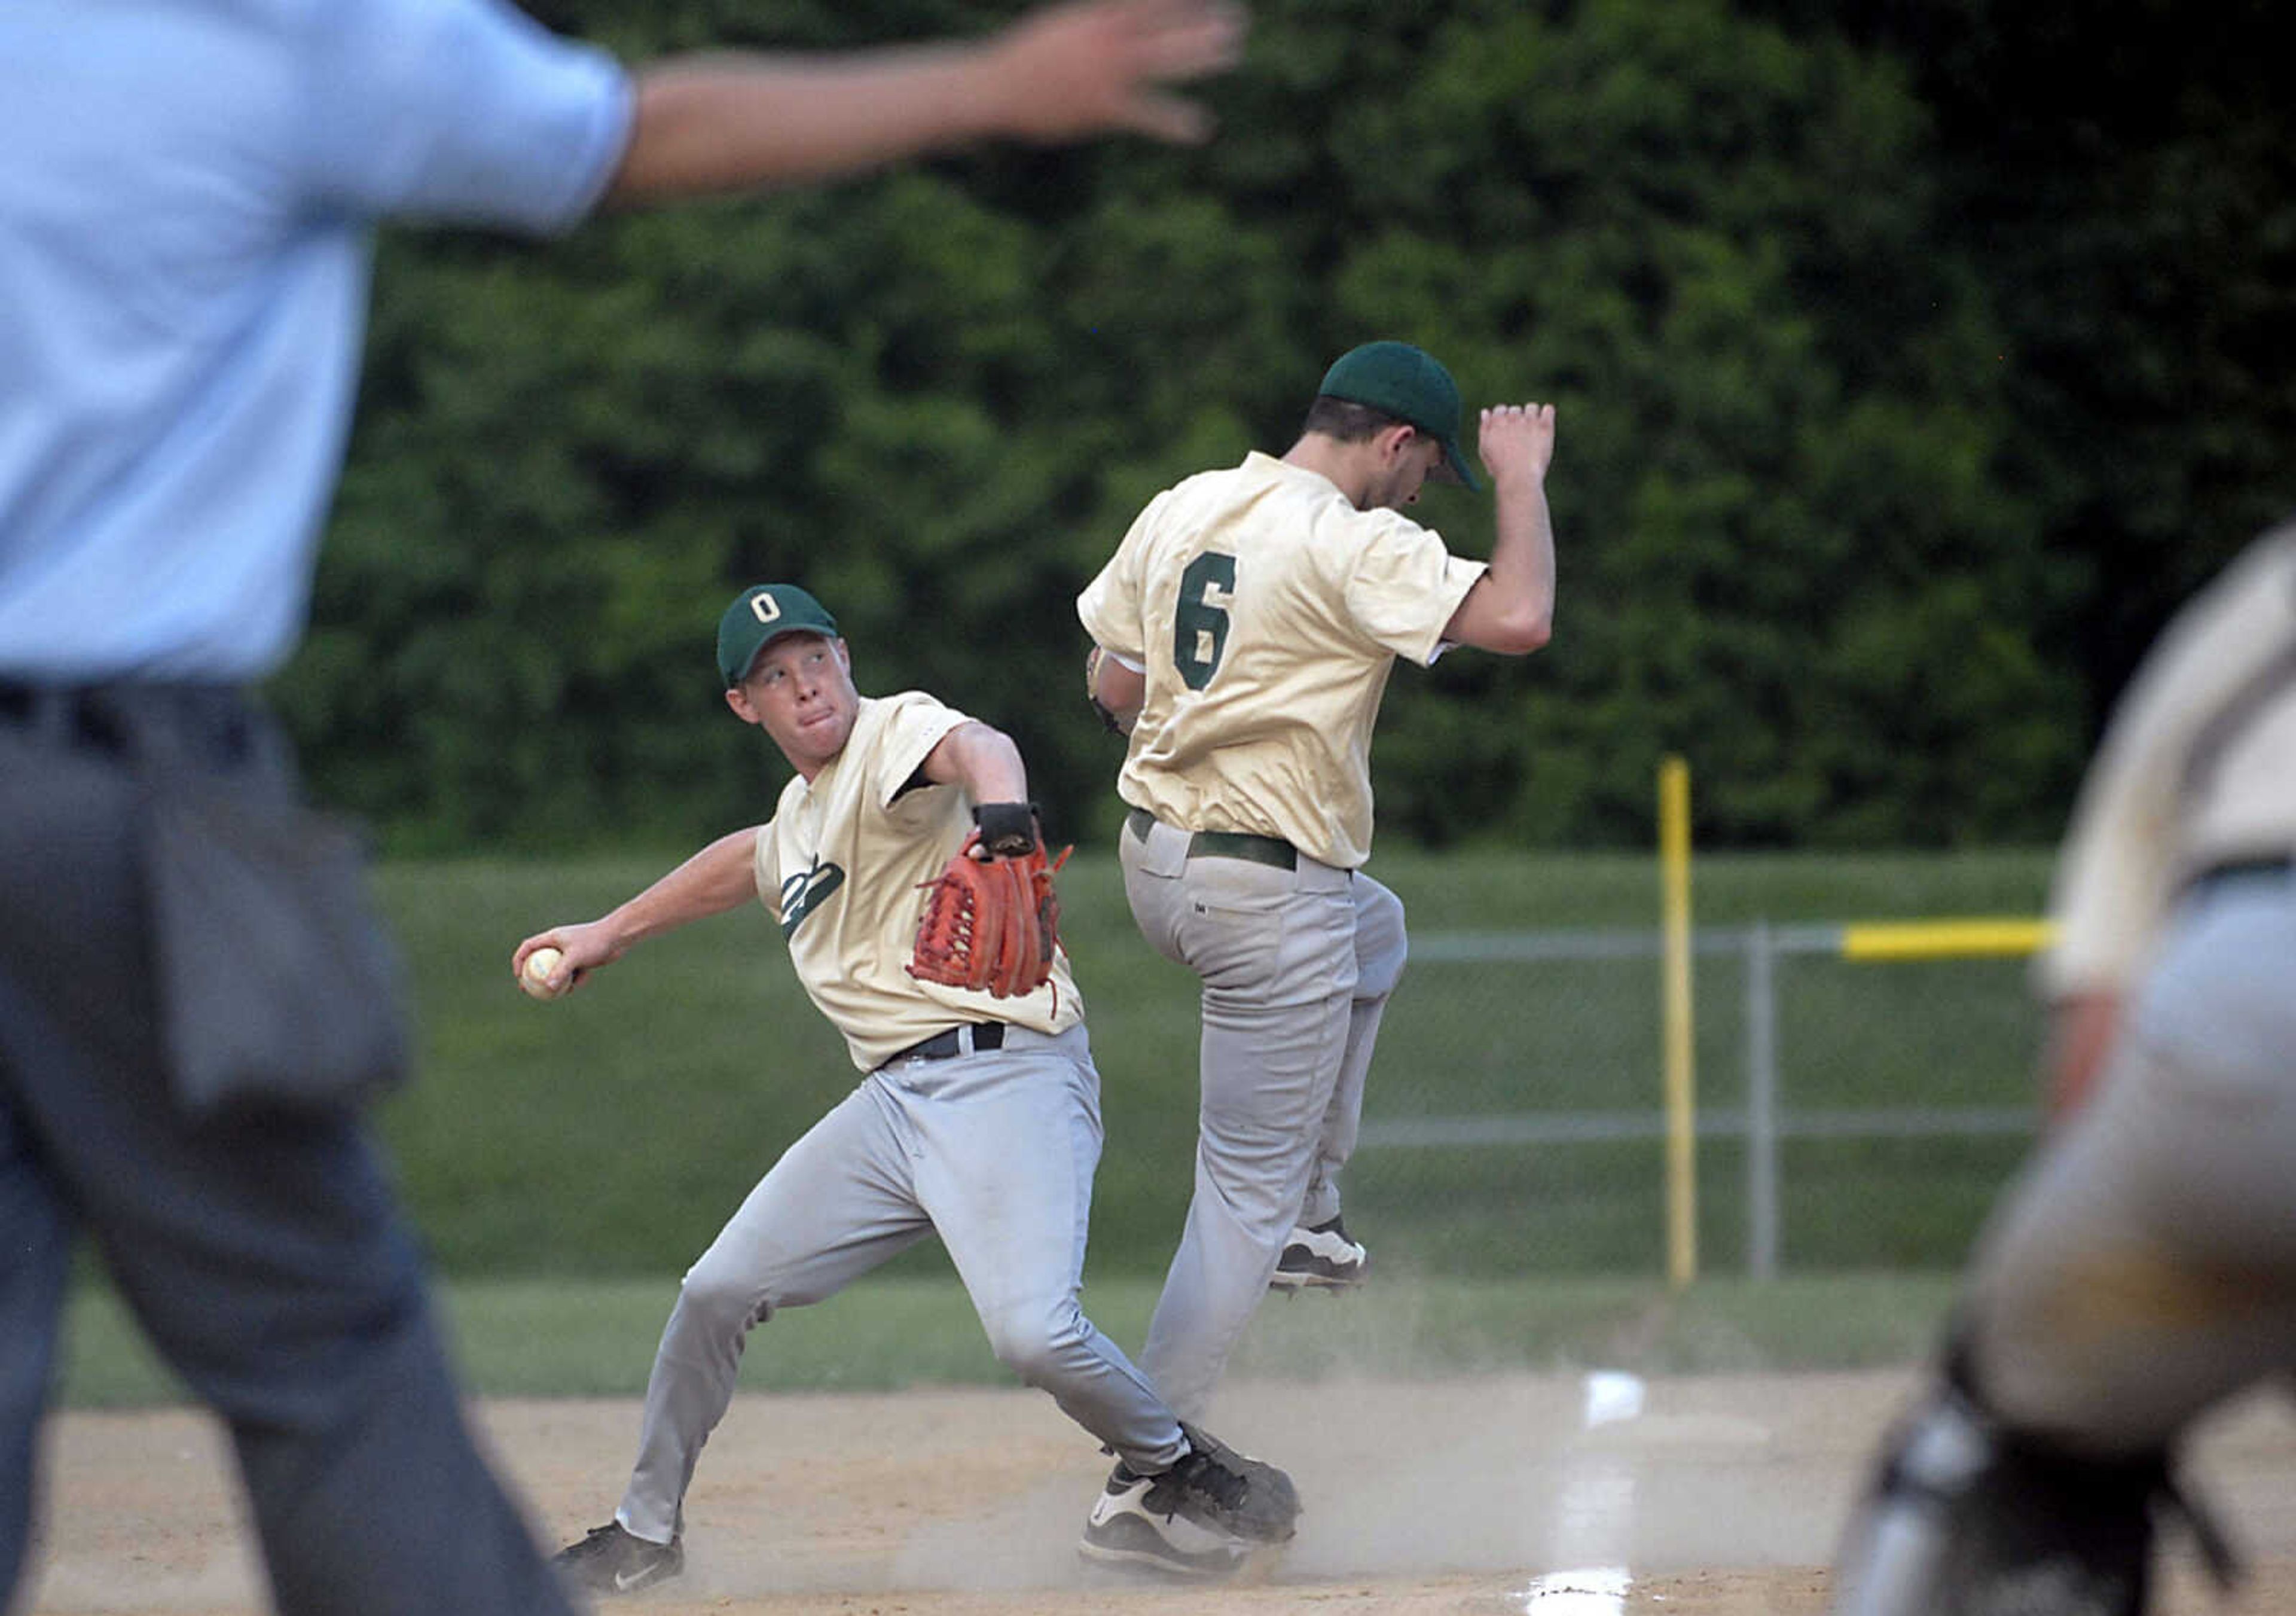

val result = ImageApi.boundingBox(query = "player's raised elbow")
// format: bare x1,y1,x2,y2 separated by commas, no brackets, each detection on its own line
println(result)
1487,607,1553,656
1444,593,1553,657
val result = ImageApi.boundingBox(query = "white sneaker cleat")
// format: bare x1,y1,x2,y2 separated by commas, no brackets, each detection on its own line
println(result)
1269,1216,1367,1292
1078,1466,1253,1579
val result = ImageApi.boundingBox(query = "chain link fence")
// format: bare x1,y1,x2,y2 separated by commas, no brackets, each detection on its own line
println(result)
1348,925,2048,1277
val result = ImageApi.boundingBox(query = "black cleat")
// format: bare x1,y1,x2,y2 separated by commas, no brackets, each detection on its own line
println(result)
552,1521,684,1596
1078,1423,1300,1578
1079,1466,1255,1578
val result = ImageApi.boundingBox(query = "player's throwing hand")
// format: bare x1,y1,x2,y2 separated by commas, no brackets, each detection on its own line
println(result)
512,921,622,998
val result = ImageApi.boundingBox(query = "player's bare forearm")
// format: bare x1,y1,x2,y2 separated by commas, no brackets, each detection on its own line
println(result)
921,721,1030,809
1485,474,1557,645
512,832,758,992
604,0,1245,204
2041,990,2121,1124
591,828,764,958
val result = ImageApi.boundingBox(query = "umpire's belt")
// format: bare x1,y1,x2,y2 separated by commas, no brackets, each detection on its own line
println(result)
2185,854,2292,896
0,678,255,764
880,1022,1006,1068
1126,807,1296,870
0,679,124,746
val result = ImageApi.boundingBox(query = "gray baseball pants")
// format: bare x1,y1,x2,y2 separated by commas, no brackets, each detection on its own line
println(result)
615,1023,1186,1544
1959,868,2296,1449
1120,813,1407,1422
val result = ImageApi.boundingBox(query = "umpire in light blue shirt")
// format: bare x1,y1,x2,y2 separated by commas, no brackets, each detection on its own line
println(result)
0,1,1242,1610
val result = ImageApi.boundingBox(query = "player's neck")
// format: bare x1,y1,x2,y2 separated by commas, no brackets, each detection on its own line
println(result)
1281,435,1377,510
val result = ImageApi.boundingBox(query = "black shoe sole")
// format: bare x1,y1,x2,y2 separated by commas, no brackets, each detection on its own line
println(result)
1268,1263,1366,1291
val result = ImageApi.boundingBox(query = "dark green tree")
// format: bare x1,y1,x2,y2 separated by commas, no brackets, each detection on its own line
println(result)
1741,0,2296,724
277,0,2285,853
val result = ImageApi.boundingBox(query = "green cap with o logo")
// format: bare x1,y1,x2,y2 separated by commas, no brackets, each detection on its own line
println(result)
717,584,839,687
1317,340,1480,492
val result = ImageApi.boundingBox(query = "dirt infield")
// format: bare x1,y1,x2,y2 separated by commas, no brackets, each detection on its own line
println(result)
25,1370,2295,1614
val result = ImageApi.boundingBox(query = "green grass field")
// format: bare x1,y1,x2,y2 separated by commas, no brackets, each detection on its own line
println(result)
56,846,2051,1408
369,845,2054,1279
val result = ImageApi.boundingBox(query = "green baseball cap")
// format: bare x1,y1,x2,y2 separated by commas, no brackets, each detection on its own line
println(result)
717,584,839,687
1317,340,1480,492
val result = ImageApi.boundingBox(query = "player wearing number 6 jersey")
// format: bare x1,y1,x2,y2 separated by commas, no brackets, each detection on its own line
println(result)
1075,343,1560,1468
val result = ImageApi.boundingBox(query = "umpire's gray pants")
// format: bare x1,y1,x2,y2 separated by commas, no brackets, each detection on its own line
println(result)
1121,816,1408,1422
1961,869,2296,1450
0,692,575,1616
616,1025,1184,1544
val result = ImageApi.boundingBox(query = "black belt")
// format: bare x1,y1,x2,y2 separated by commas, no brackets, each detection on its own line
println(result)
2187,855,2292,894
0,679,105,736
0,679,148,757
0,678,252,761
1126,807,1297,871
882,1022,1005,1067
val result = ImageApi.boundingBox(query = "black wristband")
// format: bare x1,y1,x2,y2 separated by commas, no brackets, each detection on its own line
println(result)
973,801,1039,857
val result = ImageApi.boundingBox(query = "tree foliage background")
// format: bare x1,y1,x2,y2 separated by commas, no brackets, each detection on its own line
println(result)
276,0,2296,855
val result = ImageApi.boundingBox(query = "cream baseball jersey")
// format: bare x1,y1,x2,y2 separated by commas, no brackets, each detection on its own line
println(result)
1078,451,1486,869
752,691,1082,1069
2041,523,2296,999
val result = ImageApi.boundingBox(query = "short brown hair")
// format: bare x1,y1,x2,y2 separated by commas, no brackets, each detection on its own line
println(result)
1301,395,1407,443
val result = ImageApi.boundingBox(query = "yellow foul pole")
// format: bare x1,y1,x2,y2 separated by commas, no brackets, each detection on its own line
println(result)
1659,755,1697,1289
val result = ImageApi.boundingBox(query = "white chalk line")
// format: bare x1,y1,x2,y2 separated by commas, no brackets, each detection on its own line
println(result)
1514,1371,1647,1613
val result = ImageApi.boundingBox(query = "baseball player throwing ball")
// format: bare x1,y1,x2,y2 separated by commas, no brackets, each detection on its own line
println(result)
1832,522,2296,1614
1076,342,1560,1467
518,585,1296,1593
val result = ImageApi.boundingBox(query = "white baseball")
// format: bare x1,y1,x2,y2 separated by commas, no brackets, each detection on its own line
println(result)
521,946,569,1001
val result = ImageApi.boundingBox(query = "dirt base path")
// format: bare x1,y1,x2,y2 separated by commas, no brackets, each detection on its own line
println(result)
25,1370,2296,1614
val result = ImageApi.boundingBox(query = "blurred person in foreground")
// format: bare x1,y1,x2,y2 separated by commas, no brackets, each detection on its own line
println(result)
1831,520,2296,1615
0,2,1243,1611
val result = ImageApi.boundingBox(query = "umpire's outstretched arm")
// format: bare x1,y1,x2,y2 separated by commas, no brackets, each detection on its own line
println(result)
607,0,1245,203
